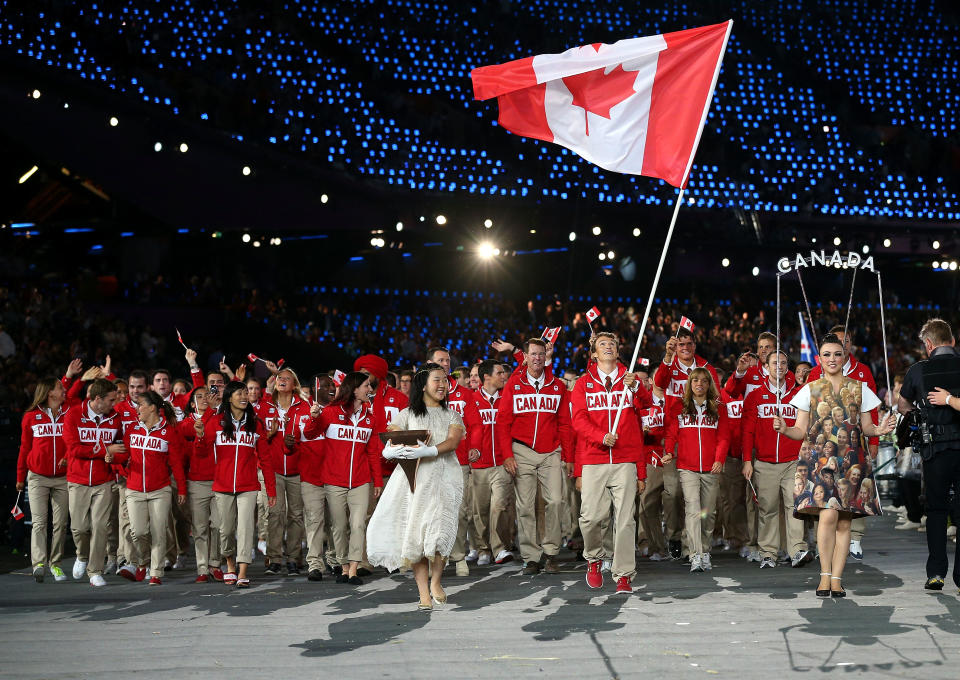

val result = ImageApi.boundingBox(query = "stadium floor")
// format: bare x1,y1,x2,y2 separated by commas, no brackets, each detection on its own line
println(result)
0,515,956,679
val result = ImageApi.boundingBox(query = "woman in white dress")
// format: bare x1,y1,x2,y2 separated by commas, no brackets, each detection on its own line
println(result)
366,363,465,610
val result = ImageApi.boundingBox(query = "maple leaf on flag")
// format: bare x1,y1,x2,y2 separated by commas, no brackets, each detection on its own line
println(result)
561,64,638,136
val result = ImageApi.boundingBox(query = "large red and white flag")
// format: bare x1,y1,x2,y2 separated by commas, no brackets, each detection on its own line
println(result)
470,21,731,187
585,306,601,323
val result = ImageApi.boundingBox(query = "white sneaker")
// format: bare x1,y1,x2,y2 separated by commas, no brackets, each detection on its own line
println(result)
257,540,267,555
849,540,863,560
455,560,469,576
738,546,750,558
649,552,668,562
896,521,922,530
701,553,712,571
89,574,107,587
172,555,187,569
759,556,776,569
72,560,88,580
494,550,514,564
948,526,957,537
465,549,479,562
689,553,703,572
50,565,67,582
476,552,491,566
747,550,761,563
601,559,612,572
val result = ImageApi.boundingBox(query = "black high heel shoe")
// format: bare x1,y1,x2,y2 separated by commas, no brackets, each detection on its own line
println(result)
830,576,846,598
816,572,832,597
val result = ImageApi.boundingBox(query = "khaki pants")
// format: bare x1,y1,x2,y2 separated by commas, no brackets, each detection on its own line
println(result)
661,459,684,542
257,469,268,542
746,478,759,551
451,465,474,562
116,481,137,566
164,478,191,562
107,482,119,564
126,487,172,578
216,491,259,565
188,480,221,574
718,458,748,545
326,484,370,565
640,464,667,555
68,481,113,576
301,481,327,572
563,472,581,543
851,516,866,543
754,460,806,559
580,463,638,578
472,466,514,555
267,474,304,563
678,470,720,556
26,472,68,568
513,443,564,563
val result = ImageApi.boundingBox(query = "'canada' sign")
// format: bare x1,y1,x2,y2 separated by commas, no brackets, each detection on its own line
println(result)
776,250,876,274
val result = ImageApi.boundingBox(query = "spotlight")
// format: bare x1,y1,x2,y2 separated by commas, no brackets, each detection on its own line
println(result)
862,245,870,254
592,226,602,236
932,240,941,250
32,89,40,99
598,253,607,261
493,248,501,256
529,229,536,234
242,166,252,176
320,194,329,204
568,232,577,242
253,240,261,248
632,227,641,237
179,142,189,153
478,242,496,260
396,222,403,232
951,262,958,271
822,125,830,132
154,142,163,152
607,250,615,260
752,266,760,276
833,236,841,246
436,215,447,225
419,216,425,222
370,237,385,247
18,166,38,184
721,258,730,267
883,238,891,248
242,233,251,243
63,102,69,109
109,117,119,127
484,219,493,228
933,261,940,269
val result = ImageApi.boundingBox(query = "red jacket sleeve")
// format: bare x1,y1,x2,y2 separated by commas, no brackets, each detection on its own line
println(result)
496,379,517,459
169,430,188,491
65,378,85,407
572,378,607,450
740,392,759,461
190,367,205,389
16,412,34,484
663,401,681,456
558,389,574,463
653,360,672,391
303,408,328,440
256,422,277,496
714,406,730,465
632,381,653,411
724,370,747,400
462,394,483,454
193,418,216,459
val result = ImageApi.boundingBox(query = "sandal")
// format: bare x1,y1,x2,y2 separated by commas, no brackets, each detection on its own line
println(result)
830,576,846,598
236,578,250,589
816,572,832,598
223,572,237,586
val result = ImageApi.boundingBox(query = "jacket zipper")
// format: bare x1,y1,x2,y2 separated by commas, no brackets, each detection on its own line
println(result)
531,379,541,449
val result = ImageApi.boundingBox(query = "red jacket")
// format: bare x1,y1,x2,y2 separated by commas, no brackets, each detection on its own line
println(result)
724,398,744,460
447,377,482,465
639,399,667,467
122,417,188,493
653,356,720,411
297,404,327,487
304,404,383,488
497,370,573,461
114,398,141,436
663,398,731,473
364,384,408,476
571,364,652,473
194,413,276,496
17,406,71,483
163,368,206,421
741,382,803,464
62,401,124,486
269,396,312,476
179,410,218,482
724,364,796,400
807,356,879,446
470,388,504,469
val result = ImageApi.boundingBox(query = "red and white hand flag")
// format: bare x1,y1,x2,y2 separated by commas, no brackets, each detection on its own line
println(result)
248,353,260,363
639,358,651,368
314,376,320,402
471,21,732,187
11,492,24,521
332,369,346,387
679,316,696,331
585,306,601,323
541,326,561,344
176,328,188,350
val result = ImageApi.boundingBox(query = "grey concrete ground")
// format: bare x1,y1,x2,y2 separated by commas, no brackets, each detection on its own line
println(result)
1,513,957,679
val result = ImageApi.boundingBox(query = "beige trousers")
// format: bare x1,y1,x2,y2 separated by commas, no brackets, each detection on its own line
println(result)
639,464,667,555
325,484,370,564
68,481,113,576
126,487,172,578
678,470,720,556
451,465,474,562
754,460,806,558
718,458,748,545
267,474,304,563
661,459,684,542
471,466,514,555
188,480,221,573
563,472,581,542
26,472,69,568
116,481,137,566
301,481,327,572
579,463,638,578
216,491,259,565
851,516,866,542
513,443,564,563
106,482,119,564
257,469,268,542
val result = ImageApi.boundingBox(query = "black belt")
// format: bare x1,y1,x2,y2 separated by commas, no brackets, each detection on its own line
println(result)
512,438,533,449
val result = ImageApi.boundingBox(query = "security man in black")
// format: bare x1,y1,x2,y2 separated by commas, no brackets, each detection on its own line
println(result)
898,318,960,591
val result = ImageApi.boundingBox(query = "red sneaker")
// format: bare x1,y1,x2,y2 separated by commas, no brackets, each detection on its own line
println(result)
148,577,162,586
194,574,210,583
615,577,632,594
209,568,224,582
585,560,603,589
135,567,147,582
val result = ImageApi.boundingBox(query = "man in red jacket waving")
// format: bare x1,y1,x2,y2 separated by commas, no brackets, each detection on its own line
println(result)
572,332,652,594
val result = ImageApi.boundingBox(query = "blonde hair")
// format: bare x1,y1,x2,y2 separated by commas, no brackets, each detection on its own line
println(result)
27,377,61,412
270,367,302,399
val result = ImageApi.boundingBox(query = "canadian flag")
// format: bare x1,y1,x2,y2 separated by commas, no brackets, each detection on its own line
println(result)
585,306,601,323
332,369,346,387
678,316,696,331
248,353,260,363
11,492,24,521
541,326,561,344
176,327,188,350
639,358,651,368
471,21,732,187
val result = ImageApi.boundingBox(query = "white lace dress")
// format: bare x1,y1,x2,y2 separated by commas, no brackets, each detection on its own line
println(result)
366,406,464,571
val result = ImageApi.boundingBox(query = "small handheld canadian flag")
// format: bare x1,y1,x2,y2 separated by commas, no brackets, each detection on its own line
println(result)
541,326,561,344
248,353,260,363
314,376,320,401
332,369,346,387
678,316,696,331
585,306,601,324
11,491,24,521
176,328,188,350
639,358,651,368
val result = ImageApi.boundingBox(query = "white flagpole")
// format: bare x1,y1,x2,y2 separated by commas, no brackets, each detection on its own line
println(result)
610,19,733,434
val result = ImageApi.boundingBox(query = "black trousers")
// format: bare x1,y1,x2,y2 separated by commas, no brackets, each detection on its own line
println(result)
922,448,960,582
897,477,923,523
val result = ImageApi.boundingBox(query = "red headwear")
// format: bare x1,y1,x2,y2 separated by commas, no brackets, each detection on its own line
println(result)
353,354,388,381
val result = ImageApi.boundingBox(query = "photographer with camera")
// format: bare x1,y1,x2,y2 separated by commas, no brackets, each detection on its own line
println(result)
897,319,960,592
